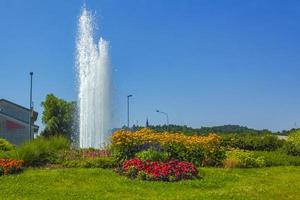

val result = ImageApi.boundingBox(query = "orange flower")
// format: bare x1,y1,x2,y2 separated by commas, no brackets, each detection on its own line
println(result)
0,158,24,175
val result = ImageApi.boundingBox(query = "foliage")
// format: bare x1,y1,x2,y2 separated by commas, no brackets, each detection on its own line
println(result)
224,150,266,168
0,150,18,159
222,157,239,168
221,134,284,151
251,151,300,167
284,130,300,156
120,158,198,182
136,148,169,162
0,158,24,175
62,157,116,169
41,94,76,140
112,128,225,166
0,138,15,151
17,136,70,166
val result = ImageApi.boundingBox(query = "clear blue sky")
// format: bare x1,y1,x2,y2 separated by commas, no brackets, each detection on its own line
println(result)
0,0,300,131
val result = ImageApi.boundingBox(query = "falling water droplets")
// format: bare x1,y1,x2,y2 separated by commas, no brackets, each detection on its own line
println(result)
76,8,111,148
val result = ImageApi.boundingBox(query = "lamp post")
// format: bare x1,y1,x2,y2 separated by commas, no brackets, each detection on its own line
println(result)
127,95,133,129
156,109,169,130
29,72,33,140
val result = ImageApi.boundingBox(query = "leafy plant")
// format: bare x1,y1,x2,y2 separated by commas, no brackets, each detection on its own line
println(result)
137,171,148,180
17,136,70,166
136,148,169,162
252,151,300,166
0,138,15,151
284,130,300,156
224,150,266,168
62,157,116,168
221,134,284,151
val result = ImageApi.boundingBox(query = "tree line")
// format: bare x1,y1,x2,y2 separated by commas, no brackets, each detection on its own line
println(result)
40,94,298,139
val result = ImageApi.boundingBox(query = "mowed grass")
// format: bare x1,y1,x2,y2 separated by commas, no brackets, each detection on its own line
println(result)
0,167,300,200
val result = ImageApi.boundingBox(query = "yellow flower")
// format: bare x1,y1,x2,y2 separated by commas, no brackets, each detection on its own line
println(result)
112,128,221,152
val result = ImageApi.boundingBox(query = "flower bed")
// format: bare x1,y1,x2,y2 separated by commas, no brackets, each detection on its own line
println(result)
112,128,225,166
119,158,198,182
0,158,24,175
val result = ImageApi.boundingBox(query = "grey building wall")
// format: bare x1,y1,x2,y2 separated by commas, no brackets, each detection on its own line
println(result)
0,99,38,146
0,113,30,145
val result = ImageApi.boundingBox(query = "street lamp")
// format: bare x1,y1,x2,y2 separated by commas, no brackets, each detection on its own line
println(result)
156,109,169,126
127,95,133,129
29,72,33,140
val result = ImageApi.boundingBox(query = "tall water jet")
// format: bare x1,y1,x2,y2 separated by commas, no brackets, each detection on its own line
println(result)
76,8,111,148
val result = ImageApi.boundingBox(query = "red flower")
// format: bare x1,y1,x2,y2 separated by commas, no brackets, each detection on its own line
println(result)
122,158,198,181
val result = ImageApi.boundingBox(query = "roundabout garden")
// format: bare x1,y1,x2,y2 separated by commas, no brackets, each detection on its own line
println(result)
1,129,300,199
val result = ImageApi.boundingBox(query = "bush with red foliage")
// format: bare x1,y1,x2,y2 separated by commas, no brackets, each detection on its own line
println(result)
81,149,111,158
0,158,24,175
121,158,198,181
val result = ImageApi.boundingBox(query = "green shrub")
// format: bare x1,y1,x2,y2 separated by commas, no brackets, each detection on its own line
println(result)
163,142,225,166
284,130,300,156
0,138,15,151
17,136,70,166
62,157,116,168
221,134,285,151
224,150,266,168
0,150,18,159
252,151,300,167
136,148,169,162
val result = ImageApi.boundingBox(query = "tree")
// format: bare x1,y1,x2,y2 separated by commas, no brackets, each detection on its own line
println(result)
41,94,76,139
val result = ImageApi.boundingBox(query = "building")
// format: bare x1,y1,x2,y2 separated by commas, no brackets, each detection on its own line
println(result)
0,99,39,145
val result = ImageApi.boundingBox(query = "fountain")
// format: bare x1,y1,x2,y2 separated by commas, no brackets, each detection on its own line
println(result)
76,8,111,148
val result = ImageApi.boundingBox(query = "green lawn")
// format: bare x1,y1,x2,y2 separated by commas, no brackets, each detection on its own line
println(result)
0,167,300,200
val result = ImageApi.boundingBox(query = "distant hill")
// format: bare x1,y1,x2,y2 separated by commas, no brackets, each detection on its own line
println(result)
131,124,273,135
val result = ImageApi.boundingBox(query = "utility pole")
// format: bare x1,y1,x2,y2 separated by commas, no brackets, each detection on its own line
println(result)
127,95,133,129
156,109,169,131
29,72,33,140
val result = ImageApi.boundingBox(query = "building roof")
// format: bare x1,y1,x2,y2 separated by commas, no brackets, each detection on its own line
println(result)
0,99,38,121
